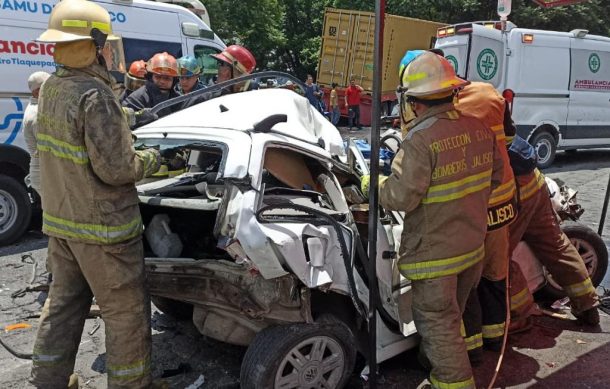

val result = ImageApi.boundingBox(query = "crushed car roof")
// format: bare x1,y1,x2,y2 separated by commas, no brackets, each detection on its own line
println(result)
141,88,346,157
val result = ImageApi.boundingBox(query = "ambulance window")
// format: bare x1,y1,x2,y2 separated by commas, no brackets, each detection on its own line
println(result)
194,45,221,85
122,38,182,65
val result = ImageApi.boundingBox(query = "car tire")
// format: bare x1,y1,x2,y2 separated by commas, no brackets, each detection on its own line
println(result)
240,320,356,389
542,222,609,298
0,175,32,246
531,131,557,169
151,296,193,320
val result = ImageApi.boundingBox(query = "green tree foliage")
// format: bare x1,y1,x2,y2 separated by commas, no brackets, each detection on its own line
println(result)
203,0,610,78
202,0,285,71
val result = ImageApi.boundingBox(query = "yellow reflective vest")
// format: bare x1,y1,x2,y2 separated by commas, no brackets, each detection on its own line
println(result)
38,63,159,245
380,103,503,280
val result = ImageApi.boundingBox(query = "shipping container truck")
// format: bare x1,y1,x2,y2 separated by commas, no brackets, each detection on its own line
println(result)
316,8,445,125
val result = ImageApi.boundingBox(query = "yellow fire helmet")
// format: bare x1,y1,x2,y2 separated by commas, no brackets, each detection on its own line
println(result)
36,0,118,43
401,51,469,99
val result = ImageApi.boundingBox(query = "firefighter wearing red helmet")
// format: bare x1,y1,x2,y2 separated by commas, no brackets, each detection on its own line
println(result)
122,51,180,118
212,44,256,93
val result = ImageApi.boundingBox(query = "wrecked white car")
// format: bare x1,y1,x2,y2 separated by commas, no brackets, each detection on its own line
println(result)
134,85,419,388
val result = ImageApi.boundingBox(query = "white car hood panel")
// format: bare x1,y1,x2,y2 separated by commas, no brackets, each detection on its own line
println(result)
142,88,346,158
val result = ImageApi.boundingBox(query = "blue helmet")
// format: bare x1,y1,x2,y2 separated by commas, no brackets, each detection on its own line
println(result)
177,55,202,77
398,50,425,86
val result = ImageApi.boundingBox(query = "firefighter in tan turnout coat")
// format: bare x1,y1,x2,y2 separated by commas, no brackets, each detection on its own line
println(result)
378,51,503,389
29,0,160,387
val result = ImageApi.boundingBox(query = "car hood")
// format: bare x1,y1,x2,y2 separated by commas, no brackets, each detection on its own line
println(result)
140,88,346,158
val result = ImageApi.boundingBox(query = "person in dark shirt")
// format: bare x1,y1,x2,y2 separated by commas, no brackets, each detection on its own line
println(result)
122,52,180,118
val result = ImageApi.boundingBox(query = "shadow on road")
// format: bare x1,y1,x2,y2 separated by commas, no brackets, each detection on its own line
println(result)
528,342,610,388
545,149,610,174
0,231,47,257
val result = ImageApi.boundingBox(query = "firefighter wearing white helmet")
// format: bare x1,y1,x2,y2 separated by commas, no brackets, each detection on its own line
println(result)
376,51,503,389
30,0,160,387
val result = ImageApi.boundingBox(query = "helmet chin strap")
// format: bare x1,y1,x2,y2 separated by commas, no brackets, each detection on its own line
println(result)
90,28,109,69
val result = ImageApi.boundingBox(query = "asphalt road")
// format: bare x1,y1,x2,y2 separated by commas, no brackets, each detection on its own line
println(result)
1,147,610,388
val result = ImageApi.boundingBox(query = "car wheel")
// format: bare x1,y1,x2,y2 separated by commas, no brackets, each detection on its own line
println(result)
0,175,32,246
542,222,609,298
240,320,356,389
531,131,557,169
151,296,193,320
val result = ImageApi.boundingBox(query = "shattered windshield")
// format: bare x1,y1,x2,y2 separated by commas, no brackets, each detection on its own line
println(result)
134,138,227,184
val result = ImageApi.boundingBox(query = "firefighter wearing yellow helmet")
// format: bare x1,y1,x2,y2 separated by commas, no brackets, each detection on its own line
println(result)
30,0,160,387
376,51,503,389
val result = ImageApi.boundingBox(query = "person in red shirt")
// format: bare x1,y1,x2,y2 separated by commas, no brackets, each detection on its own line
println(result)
345,77,364,130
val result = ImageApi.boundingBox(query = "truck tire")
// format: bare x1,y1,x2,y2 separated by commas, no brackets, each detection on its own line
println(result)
240,320,356,389
542,222,608,298
151,296,193,320
531,131,557,169
0,175,32,246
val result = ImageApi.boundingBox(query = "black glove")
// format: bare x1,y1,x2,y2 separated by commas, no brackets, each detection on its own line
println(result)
134,108,158,128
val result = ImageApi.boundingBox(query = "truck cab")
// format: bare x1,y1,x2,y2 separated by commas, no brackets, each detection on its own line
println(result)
435,21,610,168
0,0,226,245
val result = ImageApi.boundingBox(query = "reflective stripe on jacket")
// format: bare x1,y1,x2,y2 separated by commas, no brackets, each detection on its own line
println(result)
380,103,503,280
38,63,159,245
456,82,517,230
516,168,545,202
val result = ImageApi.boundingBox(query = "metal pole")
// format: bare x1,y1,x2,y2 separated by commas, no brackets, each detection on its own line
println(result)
367,1,384,388
598,172,610,235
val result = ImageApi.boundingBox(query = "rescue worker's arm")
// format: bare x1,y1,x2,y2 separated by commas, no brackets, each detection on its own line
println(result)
379,133,432,212
121,88,147,111
83,94,160,185
121,107,158,130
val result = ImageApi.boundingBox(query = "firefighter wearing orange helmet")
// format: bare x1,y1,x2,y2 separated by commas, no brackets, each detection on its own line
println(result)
122,51,180,118
122,59,147,99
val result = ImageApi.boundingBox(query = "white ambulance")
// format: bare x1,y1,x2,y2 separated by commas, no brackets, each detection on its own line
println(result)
0,0,226,245
434,21,610,168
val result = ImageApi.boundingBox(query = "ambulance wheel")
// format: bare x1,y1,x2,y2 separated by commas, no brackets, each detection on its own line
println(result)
542,222,608,298
151,296,193,320
0,175,32,246
531,131,557,169
240,320,356,389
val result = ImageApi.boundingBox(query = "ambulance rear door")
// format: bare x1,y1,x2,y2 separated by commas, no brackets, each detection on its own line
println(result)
565,35,610,147
465,24,505,89
435,26,471,79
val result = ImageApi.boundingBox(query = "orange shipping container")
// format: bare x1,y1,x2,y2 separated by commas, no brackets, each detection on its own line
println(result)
317,8,446,95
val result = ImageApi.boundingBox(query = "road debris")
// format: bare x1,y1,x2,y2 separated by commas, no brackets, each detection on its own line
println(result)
0,334,33,359
551,297,571,311
161,362,192,378
88,304,101,318
88,319,101,336
4,323,32,332
9,254,50,298
185,374,205,389
539,308,570,320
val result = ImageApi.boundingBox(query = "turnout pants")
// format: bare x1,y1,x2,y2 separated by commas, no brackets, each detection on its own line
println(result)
412,261,483,389
509,184,598,319
30,237,152,389
462,227,509,353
